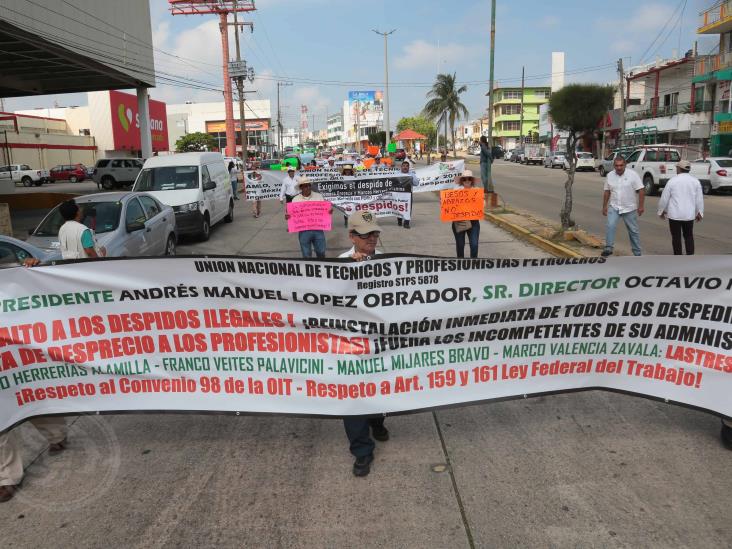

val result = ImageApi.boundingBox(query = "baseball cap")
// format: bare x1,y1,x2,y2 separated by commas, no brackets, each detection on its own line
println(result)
676,159,691,170
348,211,381,234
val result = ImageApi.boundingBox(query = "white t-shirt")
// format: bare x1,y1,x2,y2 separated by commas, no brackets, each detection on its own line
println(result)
604,169,644,214
280,174,298,200
657,173,704,221
338,247,382,258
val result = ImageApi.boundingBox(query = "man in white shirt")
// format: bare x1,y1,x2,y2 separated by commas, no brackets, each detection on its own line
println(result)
287,176,332,258
337,212,387,476
657,160,703,255
601,156,645,257
279,166,298,204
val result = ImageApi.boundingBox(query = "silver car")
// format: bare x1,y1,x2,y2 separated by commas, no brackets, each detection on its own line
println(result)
543,153,566,169
27,192,177,258
92,158,144,190
0,235,60,267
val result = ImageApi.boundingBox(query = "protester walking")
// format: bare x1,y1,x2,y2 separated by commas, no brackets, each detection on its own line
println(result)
657,160,703,255
601,156,644,257
247,170,263,218
338,211,388,476
287,176,331,258
279,166,298,205
479,135,493,192
396,160,417,229
451,170,482,258
228,161,239,200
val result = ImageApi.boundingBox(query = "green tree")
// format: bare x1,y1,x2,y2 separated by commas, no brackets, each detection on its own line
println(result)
175,132,217,153
422,73,469,158
396,116,436,161
549,84,614,230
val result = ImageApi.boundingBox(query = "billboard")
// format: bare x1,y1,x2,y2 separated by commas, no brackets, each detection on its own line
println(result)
109,90,169,152
348,90,383,126
206,119,270,133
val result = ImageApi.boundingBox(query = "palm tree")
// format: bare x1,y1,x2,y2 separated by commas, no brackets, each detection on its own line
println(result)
423,73,469,158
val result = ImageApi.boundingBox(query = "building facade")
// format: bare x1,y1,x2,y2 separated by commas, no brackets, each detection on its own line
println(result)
166,100,272,156
327,112,344,148
488,86,551,149
694,1,732,155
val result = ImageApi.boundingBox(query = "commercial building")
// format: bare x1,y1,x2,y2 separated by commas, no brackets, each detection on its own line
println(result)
342,91,383,150
624,54,711,155
13,90,169,164
694,1,732,155
166,100,272,156
327,112,344,148
487,86,551,149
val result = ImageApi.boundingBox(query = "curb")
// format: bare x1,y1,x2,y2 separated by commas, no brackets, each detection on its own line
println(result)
484,211,586,259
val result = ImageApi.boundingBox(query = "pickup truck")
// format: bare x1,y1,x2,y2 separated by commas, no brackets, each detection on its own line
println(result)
624,147,711,196
0,164,50,187
522,144,544,165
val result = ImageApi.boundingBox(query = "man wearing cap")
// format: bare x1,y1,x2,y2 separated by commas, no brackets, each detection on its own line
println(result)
279,166,299,205
325,157,337,171
657,160,703,255
287,176,332,258
396,160,417,229
601,155,644,257
338,211,389,475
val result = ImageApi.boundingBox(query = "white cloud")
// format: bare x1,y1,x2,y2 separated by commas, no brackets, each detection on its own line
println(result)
394,40,473,70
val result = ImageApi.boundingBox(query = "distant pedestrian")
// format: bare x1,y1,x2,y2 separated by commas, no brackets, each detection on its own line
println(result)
451,170,482,258
58,200,105,259
657,160,703,255
396,160,417,229
279,166,298,205
286,176,331,258
228,161,239,200
601,156,644,257
479,135,493,192
248,170,263,218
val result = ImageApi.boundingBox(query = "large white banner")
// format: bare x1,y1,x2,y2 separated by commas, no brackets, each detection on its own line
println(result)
412,160,465,192
2,255,730,432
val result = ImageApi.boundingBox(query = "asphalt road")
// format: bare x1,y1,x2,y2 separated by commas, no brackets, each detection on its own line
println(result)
473,158,732,256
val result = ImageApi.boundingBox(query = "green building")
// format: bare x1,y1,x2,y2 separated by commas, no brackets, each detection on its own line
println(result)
694,1,732,155
487,86,551,150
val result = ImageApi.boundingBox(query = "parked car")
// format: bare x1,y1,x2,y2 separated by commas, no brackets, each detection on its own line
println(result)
625,146,711,195
0,164,50,187
49,163,87,183
395,148,407,161
691,157,732,194
512,148,525,163
132,152,234,241
522,144,544,165
491,145,504,159
92,158,144,190
543,153,566,169
569,152,595,172
504,149,514,161
597,151,626,177
27,192,177,257
0,234,60,267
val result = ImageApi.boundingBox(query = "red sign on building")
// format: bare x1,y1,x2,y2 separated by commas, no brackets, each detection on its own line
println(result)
109,90,169,152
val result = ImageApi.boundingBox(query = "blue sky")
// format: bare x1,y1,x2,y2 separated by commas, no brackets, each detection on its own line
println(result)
5,0,717,131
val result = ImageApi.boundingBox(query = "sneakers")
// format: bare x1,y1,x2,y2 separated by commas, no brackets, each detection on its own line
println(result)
353,454,374,477
600,249,612,257
722,421,732,450
371,423,390,442
403,222,411,229
0,485,18,503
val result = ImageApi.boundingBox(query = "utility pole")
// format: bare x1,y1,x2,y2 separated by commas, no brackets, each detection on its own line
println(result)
618,58,626,135
232,1,248,164
373,29,396,147
356,99,362,154
276,81,292,155
519,65,525,146
487,0,496,148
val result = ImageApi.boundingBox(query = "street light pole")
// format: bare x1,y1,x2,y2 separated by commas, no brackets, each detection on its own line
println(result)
373,29,396,149
487,0,496,148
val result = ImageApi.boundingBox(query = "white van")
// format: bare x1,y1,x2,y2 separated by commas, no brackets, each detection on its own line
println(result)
132,152,234,241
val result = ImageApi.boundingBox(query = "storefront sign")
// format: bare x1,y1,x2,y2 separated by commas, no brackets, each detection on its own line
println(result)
110,90,168,152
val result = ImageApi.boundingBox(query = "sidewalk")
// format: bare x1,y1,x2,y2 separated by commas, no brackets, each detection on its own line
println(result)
2,191,730,548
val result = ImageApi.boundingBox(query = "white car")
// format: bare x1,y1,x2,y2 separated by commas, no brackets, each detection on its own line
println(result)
691,157,732,194
570,152,595,172
0,164,50,187
543,153,566,169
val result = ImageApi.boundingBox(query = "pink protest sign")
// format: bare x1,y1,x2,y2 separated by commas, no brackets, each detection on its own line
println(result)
286,201,333,233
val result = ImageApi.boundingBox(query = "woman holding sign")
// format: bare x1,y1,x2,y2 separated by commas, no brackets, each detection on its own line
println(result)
450,170,483,258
